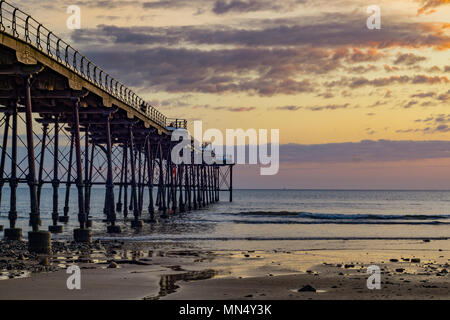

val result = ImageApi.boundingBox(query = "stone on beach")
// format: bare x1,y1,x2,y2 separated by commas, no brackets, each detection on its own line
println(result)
298,285,316,292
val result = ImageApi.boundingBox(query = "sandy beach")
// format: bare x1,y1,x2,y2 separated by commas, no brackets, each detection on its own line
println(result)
0,239,448,300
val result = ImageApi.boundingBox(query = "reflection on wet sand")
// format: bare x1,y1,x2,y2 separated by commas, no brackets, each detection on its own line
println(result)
0,238,448,300
146,269,217,300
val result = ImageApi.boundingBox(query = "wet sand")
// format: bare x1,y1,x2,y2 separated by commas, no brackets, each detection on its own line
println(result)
0,239,448,300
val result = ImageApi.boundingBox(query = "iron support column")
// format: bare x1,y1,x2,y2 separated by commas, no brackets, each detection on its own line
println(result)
24,76,40,232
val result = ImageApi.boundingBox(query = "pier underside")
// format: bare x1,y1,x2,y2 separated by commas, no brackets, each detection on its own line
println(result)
0,1,233,251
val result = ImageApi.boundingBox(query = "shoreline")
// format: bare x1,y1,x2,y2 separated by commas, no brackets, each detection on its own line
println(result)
0,239,448,300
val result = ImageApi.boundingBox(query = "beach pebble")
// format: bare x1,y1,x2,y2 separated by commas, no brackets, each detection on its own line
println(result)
298,285,316,292
108,261,119,268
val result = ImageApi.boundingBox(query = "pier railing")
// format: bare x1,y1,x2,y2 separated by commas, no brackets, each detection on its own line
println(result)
166,118,188,129
0,0,183,129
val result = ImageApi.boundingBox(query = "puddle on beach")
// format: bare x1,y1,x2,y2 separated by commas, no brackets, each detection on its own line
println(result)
289,288,327,294
145,269,217,300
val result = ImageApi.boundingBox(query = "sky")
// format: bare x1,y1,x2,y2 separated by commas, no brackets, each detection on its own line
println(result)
13,0,450,188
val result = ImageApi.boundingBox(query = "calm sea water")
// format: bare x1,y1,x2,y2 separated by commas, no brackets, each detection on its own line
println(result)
1,189,449,243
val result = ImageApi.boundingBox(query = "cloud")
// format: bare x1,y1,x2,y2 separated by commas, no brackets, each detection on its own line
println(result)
412,75,449,84
402,100,419,108
275,103,351,111
436,90,450,101
276,106,302,111
71,15,450,50
72,46,333,96
212,0,283,14
70,20,447,95
192,104,257,112
278,140,450,163
416,0,450,15
64,6,449,97
216,139,450,165
399,113,450,133
367,100,388,108
383,64,400,73
316,91,335,99
325,75,449,89
224,106,256,112
213,107,256,112
74,0,141,9
142,0,194,9
411,91,436,98
394,53,427,66
307,103,350,111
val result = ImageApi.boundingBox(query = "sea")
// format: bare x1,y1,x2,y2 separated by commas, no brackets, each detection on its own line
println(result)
1,189,449,249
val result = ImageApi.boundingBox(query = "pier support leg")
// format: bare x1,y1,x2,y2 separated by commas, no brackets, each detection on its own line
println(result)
36,123,48,209
5,101,21,240
179,164,185,212
123,142,128,219
192,164,197,210
0,112,9,209
0,112,9,232
166,149,172,213
116,147,125,213
59,134,74,223
187,163,192,211
215,167,219,202
202,166,207,207
49,115,63,234
146,136,155,222
84,125,92,228
24,75,51,253
170,153,177,213
158,141,167,217
106,116,120,234
229,165,233,202
129,126,143,229
86,143,94,227
138,147,143,215
72,98,91,243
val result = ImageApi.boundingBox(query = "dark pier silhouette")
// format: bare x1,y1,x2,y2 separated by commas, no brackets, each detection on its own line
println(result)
0,1,233,253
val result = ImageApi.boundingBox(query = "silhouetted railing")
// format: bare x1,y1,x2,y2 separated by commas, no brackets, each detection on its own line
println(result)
166,118,187,129
0,1,185,130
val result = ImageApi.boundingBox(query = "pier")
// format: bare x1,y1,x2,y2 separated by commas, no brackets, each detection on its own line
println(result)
0,1,233,253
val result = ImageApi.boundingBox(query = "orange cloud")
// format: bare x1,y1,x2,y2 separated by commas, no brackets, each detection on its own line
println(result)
417,0,450,15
